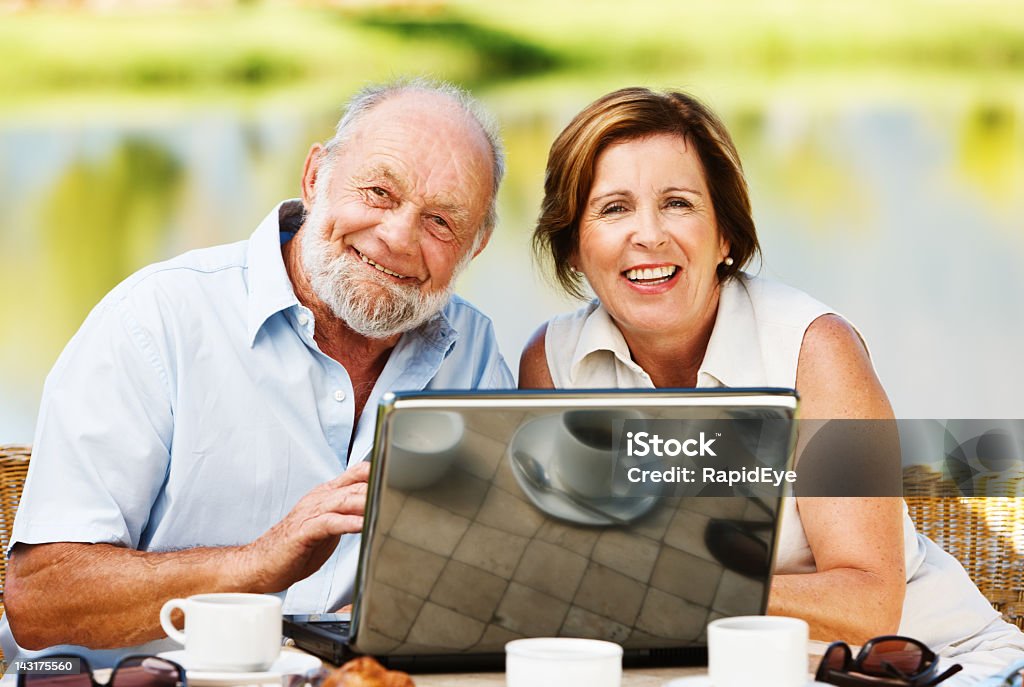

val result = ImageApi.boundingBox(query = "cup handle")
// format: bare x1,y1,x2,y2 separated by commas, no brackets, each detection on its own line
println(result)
159,598,188,645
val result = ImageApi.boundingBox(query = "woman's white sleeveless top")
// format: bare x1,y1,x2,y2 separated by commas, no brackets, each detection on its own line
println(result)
544,273,1020,661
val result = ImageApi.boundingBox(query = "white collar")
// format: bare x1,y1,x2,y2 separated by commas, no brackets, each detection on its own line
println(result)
567,275,767,388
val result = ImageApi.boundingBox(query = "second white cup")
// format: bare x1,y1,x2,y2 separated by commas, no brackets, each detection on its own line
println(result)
506,637,622,687
707,616,809,687
160,592,282,672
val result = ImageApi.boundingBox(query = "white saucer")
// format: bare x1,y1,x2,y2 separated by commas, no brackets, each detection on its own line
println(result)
507,414,658,526
156,650,321,686
663,677,828,687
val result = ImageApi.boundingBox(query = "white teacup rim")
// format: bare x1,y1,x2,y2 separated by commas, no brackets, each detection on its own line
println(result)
708,615,809,631
185,592,282,606
505,637,623,660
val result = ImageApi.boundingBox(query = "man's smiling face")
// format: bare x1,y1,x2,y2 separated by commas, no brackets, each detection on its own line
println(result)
299,91,495,338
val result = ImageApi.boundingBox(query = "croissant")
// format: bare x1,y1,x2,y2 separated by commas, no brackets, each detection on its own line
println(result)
321,656,415,687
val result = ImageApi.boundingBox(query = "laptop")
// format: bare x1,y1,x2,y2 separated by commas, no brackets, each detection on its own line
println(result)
284,388,799,671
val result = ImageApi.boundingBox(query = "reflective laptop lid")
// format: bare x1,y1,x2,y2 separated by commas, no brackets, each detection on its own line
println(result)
349,388,798,657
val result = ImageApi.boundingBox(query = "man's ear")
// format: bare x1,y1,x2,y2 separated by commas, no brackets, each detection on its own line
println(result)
471,229,492,258
301,143,325,210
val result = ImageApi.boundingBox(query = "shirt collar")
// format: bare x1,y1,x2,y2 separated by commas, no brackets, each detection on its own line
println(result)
246,200,303,346
569,301,652,385
406,305,458,353
696,275,767,388
568,275,768,388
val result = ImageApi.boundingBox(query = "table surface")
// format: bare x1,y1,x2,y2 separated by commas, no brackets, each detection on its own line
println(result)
396,652,826,686
106,647,822,687
274,644,825,687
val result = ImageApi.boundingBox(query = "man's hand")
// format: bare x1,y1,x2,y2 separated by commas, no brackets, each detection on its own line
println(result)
5,461,371,650
242,461,370,591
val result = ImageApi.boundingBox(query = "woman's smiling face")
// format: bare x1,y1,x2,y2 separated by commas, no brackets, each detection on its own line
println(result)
576,133,730,338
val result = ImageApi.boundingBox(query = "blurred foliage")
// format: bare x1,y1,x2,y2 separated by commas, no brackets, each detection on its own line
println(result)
352,8,562,81
957,103,1022,208
0,0,1022,99
0,5,470,96
1,0,1023,435
35,139,184,323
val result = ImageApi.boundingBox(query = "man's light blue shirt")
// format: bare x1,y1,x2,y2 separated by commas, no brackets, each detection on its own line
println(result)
1,200,514,666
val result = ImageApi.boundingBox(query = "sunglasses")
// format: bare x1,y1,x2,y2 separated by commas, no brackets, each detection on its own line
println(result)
16,655,186,687
816,636,962,687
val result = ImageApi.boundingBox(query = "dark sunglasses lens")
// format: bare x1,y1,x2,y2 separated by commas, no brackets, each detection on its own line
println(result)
22,675,91,687
817,643,850,682
824,644,849,671
861,638,926,676
110,658,182,687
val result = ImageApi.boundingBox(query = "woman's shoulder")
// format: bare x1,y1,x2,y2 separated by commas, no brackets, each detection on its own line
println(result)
520,300,611,389
519,322,552,388
734,273,836,325
736,272,872,353
715,273,868,389
735,273,870,357
519,301,599,389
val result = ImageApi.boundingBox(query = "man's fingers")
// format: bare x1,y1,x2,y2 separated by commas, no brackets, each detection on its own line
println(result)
301,512,365,541
327,461,371,488
318,488,367,517
291,484,367,525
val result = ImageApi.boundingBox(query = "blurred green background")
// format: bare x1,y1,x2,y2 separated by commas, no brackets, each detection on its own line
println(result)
1,0,1023,440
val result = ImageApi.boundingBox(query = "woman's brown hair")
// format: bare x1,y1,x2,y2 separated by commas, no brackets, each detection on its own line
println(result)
533,87,760,299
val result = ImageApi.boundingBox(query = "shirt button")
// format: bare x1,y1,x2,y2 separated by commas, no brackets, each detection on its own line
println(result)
297,313,310,326
333,390,346,402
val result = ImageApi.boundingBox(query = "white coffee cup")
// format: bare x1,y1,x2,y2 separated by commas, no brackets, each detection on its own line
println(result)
387,410,464,490
506,637,622,687
160,592,282,672
555,409,644,498
707,616,809,687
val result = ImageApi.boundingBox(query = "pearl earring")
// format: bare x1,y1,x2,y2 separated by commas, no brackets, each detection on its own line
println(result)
723,256,734,267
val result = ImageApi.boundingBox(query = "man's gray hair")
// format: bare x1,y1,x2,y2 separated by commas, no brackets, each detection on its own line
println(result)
320,77,505,246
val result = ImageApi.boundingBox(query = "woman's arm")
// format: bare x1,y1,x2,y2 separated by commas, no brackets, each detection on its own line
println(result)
767,314,906,644
519,323,555,389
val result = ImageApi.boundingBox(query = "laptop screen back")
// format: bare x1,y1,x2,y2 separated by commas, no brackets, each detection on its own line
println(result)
349,389,798,658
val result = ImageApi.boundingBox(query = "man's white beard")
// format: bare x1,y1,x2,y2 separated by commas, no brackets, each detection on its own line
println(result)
299,190,469,340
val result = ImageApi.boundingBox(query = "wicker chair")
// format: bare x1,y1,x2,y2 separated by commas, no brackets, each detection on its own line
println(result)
1,445,31,621
903,464,1024,629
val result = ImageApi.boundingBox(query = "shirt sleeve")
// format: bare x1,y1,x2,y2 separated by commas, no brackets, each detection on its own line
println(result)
469,313,515,390
11,288,175,553
483,341,515,390
433,298,515,391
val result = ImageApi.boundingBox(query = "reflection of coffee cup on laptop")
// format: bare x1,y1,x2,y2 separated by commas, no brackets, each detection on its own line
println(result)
555,409,644,498
160,592,282,671
387,410,464,490
707,616,808,687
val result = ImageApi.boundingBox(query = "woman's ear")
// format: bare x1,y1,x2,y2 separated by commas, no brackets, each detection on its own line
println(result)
719,236,732,264
568,248,582,275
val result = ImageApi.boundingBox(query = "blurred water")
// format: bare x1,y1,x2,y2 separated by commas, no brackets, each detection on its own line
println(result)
1,81,1022,442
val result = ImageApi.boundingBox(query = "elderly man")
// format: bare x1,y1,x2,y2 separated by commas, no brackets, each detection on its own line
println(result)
1,79,512,664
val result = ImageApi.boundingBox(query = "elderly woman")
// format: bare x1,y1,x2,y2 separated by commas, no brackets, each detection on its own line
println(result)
520,87,1024,672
